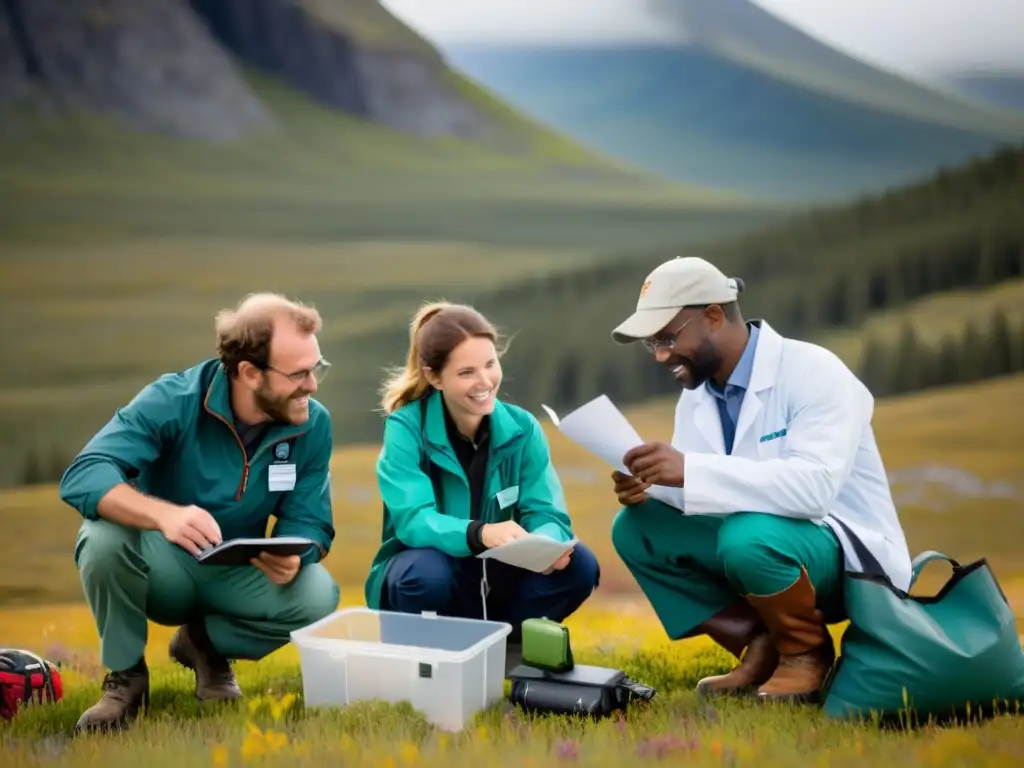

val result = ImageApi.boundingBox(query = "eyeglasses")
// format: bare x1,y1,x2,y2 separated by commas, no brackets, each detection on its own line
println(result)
641,313,698,353
261,357,331,385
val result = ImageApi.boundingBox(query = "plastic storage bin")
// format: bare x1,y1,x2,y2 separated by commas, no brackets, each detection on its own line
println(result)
290,607,512,732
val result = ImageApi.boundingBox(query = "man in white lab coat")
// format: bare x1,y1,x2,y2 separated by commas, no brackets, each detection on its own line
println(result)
608,256,912,705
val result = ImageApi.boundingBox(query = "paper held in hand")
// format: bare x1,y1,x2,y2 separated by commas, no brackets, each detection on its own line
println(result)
477,534,578,573
540,395,681,509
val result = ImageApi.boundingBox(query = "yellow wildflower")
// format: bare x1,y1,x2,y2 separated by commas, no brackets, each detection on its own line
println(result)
269,692,297,723
399,741,421,764
240,720,290,763
247,696,265,715
340,733,356,753
211,744,229,768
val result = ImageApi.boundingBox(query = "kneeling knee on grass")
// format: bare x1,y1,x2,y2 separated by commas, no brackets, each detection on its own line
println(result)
611,501,843,625
363,302,601,626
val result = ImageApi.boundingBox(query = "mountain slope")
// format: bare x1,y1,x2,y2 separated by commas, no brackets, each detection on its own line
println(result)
187,0,492,141
0,0,659,164
0,0,274,141
443,43,1015,201
937,70,1024,112
437,0,1024,201
646,0,1024,138
0,4,784,489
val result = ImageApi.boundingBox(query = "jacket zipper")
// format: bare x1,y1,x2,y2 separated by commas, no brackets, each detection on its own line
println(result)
202,392,309,502
203,407,250,500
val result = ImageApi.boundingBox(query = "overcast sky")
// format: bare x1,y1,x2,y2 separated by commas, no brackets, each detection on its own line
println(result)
380,0,1023,77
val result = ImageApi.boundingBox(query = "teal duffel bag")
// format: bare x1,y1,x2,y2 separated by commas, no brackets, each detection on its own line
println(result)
822,519,1024,726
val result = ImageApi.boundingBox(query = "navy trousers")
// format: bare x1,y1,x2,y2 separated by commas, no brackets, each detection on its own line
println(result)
380,542,600,642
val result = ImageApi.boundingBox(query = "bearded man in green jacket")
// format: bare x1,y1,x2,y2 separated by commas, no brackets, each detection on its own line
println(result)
59,292,340,734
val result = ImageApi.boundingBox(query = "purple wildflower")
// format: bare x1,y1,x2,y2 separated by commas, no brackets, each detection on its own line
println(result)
636,734,697,759
555,738,580,761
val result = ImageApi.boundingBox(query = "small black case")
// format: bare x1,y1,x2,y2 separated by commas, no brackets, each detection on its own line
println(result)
507,663,656,718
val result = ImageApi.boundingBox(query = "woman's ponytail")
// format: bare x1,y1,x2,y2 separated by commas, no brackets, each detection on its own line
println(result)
379,302,450,414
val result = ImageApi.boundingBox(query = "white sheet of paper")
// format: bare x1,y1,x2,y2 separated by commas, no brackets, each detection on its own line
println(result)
477,534,578,573
541,395,683,510
541,395,643,472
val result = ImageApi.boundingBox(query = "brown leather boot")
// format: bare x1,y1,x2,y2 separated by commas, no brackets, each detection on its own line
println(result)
169,620,243,701
746,567,836,704
74,658,150,734
694,602,780,697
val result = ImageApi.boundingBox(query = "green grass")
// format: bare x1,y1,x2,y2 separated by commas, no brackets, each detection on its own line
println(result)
1,597,1022,766
2,377,1022,764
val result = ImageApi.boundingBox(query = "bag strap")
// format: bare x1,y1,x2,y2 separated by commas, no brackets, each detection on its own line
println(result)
828,517,887,578
909,550,961,589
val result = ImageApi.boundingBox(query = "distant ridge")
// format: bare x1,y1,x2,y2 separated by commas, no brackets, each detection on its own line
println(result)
647,0,1024,138
439,0,1024,200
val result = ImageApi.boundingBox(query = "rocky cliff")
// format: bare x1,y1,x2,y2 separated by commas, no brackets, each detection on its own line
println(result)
188,0,491,140
0,0,33,115
0,0,493,142
0,0,274,140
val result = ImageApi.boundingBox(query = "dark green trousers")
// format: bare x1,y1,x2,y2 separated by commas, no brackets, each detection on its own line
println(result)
75,519,341,672
611,500,845,640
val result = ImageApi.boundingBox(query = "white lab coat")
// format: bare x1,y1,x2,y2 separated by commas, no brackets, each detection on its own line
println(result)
657,319,913,592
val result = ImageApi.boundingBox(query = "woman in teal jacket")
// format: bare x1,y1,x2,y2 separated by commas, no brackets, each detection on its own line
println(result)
364,301,600,651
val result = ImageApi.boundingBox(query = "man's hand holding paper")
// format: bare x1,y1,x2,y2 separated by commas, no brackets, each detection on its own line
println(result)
541,395,685,511
622,441,686,488
612,470,650,506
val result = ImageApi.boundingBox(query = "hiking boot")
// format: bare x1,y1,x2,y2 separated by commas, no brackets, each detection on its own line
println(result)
746,567,836,704
169,620,242,701
694,602,780,697
74,658,149,734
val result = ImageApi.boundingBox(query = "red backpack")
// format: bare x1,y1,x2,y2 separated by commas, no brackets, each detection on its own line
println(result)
0,649,63,720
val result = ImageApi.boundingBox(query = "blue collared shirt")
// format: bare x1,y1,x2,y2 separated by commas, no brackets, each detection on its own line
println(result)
706,322,760,455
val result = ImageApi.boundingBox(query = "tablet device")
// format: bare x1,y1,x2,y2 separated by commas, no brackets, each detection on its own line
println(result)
194,537,316,566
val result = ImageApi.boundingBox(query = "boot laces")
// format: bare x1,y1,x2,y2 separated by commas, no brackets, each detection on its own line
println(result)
100,669,142,701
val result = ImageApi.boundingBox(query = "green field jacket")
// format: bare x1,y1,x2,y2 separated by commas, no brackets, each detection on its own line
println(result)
58,358,335,564
363,387,575,608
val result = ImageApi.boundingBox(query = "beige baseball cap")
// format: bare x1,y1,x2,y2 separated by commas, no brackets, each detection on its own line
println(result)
611,256,742,344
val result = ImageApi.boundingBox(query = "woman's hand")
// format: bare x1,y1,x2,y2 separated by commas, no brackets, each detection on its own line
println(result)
481,520,529,548
542,548,573,575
